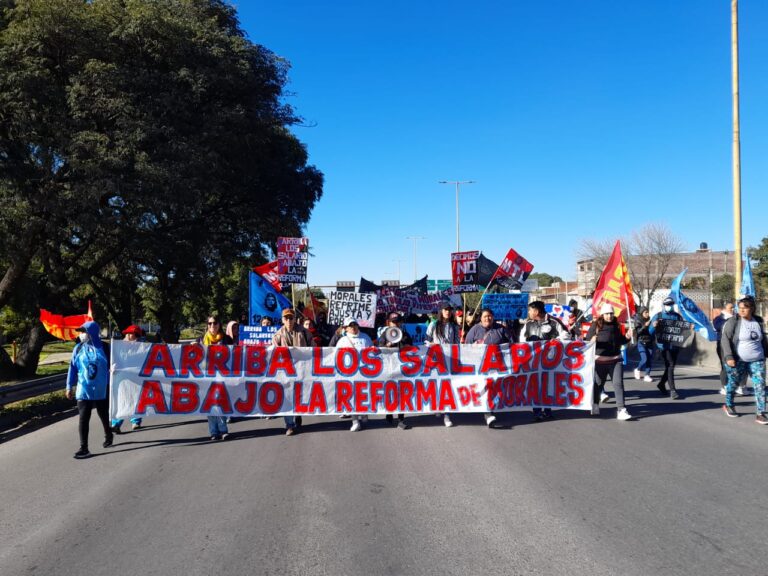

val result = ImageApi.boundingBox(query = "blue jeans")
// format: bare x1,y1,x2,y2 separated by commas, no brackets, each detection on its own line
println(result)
284,416,296,429
725,360,766,413
637,342,653,375
110,417,142,427
207,416,228,436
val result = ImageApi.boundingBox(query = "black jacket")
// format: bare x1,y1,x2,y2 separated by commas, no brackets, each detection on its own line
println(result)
586,320,628,357
720,314,768,362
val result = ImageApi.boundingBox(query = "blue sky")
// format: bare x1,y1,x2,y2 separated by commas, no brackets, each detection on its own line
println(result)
236,1,768,287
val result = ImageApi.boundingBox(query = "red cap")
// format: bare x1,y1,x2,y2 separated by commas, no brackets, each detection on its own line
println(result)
122,325,144,336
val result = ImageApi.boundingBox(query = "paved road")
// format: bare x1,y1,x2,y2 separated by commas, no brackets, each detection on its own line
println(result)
1,367,766,576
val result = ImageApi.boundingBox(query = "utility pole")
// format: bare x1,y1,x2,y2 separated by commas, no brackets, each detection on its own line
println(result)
732,0,743,297
406,236,425,282
438,180,475,251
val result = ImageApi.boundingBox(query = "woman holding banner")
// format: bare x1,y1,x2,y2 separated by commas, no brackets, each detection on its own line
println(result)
586,304,634,421
198,316,233,440
426,303,459,427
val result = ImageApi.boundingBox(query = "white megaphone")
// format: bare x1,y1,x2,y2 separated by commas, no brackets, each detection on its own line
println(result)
384,326,403,345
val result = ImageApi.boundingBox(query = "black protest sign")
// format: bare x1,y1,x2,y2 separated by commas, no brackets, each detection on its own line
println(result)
655,319,694,347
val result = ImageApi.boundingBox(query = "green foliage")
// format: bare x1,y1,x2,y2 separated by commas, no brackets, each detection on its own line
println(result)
748,239,768,299
711,274,735,304
528,272,563,288
0,0,323,364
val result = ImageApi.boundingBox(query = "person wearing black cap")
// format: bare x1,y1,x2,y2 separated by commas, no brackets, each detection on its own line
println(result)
110,324,146,434
720,296,768,423
649,297,684,399
66,321,112,459
377,312,412,429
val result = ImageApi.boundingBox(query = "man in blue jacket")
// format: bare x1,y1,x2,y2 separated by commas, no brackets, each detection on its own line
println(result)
66,321,112,458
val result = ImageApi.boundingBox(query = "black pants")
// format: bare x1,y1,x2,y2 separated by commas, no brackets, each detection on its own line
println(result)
658,348,679,392
77,399,111,449
593,361,626,409
716,341,727,388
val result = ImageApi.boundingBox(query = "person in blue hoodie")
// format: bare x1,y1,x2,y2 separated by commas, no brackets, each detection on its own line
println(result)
66,320,112,459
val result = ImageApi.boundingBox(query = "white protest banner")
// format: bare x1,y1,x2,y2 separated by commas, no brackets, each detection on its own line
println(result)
277,236,309,284
482,293,530,321
327,291,377,328
109,340,595,419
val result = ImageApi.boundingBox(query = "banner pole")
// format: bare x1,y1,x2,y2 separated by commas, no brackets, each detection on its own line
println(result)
291,283,296,310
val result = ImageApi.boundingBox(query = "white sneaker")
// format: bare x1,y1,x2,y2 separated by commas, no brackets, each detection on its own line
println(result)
591,405,600,415
634,369,641,380
350,419,361,432
444,414,454,427
617,408,633,421
600,392,610,404
736,386,745,396
643,375,653,383
719,387,726,395
484,414,497,427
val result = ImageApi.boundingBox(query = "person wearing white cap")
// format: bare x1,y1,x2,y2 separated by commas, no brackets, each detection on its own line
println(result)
649,297,684,399
336,319,373,431
585,303,634,420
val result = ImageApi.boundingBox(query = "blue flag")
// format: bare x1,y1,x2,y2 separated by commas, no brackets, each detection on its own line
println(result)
669,269,717,341
249,271,292,326
741,256,755,297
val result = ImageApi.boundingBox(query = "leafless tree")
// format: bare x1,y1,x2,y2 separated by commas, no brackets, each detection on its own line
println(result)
577,223,685,307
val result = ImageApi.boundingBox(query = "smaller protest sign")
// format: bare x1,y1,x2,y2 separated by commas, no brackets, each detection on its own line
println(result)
451,251,481,286
327,291,377,328
482,293,530,321
655,319,694,347
240,325,278,346
277,236,309,284
403,322,429,345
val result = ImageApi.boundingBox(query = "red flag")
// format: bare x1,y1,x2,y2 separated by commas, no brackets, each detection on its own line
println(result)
303,293,327,322
253,261,282,292
40,303,94,341
592,241,636,323
491,248,534,290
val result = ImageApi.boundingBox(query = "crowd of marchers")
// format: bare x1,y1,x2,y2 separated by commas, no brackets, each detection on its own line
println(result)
65,295,767,458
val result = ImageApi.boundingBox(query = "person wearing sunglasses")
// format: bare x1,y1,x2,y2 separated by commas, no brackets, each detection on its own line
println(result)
198,315,233,440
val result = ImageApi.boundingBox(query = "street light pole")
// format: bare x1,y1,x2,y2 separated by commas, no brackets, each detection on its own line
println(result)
406,236,425,282
438,180,475,251
732,0,743,297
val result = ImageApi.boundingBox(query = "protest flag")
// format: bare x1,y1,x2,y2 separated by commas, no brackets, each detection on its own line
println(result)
492,248,534,290
40,301,94,341
249,271,292,326
741,255,755,297
253,261,282,292
476,253,500,287
592,240,636,324
670,269,717,341
303,292,327,322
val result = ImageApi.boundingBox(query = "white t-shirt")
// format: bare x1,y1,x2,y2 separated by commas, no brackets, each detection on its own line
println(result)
736,318,765,362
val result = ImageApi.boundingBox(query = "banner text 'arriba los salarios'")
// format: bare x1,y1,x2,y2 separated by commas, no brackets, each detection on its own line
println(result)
110,341,595,419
